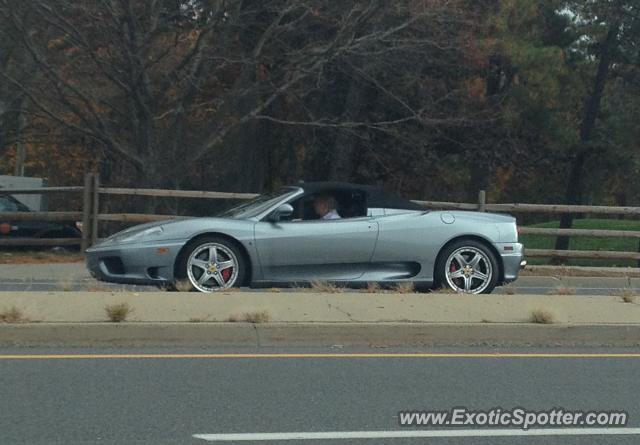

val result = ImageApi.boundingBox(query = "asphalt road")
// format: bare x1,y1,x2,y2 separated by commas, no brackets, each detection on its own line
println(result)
0,263,639,294
1,345,640,445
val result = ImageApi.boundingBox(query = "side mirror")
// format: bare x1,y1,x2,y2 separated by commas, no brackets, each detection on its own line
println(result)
269,203,294,222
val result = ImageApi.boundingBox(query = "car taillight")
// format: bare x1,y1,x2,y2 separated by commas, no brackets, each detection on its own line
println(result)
0,223,10,235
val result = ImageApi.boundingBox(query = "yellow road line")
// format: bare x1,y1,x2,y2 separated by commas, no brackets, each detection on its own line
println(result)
1,353,640,360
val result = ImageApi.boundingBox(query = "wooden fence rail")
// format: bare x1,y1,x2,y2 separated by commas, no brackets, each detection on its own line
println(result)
99,187,258,200
2,173,640,264
518,227,640,238
0,211,84,221
413,200,640,216
97,213,186,223
0,186,84,194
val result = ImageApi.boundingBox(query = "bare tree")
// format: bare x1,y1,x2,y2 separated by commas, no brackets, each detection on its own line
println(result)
0,0,490,207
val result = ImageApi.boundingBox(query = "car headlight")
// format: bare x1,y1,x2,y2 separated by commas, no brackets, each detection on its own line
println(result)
114,226,164,244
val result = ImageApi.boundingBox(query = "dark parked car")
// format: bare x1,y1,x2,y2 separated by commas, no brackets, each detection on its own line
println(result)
0,194,81,241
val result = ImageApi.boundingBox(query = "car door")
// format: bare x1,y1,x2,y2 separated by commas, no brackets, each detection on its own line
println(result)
253,217,379,282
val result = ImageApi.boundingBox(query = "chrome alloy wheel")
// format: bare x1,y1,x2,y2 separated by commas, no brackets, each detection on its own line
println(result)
186,243,239,292
444,246,493,294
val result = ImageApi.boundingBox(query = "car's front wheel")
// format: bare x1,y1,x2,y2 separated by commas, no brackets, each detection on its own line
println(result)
435,239,499,294
176,236,246,292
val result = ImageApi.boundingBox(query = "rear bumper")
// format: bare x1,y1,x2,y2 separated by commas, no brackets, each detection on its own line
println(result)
497,242,525,284
86,240,185,285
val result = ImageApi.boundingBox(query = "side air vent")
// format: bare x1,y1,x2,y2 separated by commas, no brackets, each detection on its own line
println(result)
101,257,125,275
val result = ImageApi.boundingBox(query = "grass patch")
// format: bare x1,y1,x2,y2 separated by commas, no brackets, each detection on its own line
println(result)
57,278,75,291
174,280,193,292
226,310,270,323
621,294,636,304
610,288,636,303
310,280,344,293
361,282,381,293
243,310,270,323
529,309,555,324
391,282,415,293
0,306,27,323
104,302,132,322
520,218,640,267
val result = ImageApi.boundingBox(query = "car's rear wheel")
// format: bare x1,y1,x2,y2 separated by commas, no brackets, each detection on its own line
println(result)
435,239,498,294
176,236,246,292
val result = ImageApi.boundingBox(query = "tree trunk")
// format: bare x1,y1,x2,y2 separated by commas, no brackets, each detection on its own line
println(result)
553,20,620,259
13,109,26,176
329,80,367,181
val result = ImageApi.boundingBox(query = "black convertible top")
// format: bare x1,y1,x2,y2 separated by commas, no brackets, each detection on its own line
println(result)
296,181,424,211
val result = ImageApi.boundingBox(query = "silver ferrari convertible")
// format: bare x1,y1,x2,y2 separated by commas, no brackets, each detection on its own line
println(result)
86,182,525,293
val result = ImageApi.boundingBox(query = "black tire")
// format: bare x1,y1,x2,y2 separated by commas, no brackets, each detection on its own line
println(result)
175,235,247,292
434,239,499,294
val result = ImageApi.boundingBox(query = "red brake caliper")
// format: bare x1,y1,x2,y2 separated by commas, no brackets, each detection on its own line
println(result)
221,268,233,282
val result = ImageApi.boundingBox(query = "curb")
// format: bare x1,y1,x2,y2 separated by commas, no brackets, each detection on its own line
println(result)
2,323,640,347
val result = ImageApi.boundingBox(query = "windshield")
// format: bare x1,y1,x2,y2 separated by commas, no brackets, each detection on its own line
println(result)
216,187,299,219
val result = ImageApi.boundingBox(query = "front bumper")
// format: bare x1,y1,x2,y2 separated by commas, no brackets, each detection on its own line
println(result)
86,240,186,285
497,242,525,284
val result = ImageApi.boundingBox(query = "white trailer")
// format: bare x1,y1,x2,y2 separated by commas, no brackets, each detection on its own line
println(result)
0,175,46,211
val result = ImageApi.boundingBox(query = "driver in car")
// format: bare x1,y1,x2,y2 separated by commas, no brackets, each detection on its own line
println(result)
313,195,341,220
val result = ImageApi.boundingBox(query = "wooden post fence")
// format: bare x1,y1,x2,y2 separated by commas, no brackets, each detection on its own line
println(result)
478,190,486,212
81,173,93,251
90,173,100,247
5,182,640,265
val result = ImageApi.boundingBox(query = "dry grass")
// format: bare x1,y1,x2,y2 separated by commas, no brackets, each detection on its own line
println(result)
267,288,282,292
609,288,636,303
0,251,84,264
361,282,381,293
547,286,575,296
226,310,271,323
529,309,555,324
243,310,271,323
391,282,415,293
57,278,75,292
621,294,636,304
109,286,128,293
174,280,193,292
310,280,344,293
0,306,27,323
104,302,132,322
